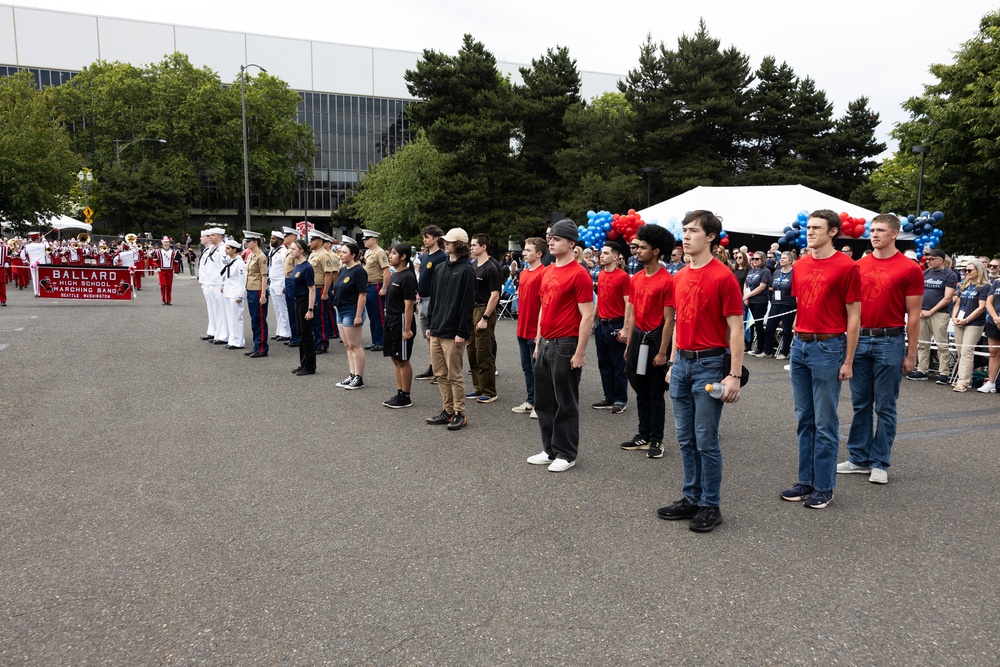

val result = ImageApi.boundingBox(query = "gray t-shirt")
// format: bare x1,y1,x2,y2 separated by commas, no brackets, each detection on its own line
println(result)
921,268,958,311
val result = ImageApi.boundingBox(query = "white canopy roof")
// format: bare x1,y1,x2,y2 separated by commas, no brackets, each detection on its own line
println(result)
637,184,907,239
1,214,91,232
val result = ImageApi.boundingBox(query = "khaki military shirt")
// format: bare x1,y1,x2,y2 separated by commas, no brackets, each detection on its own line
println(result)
245,248,268,291
365,246,390,285
283,246,297,279
309,248,336,287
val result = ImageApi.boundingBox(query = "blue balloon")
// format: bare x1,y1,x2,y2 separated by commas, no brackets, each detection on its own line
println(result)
921,211,930,218
720,230,727,239
783,226,792,234
902,223,913,233
792,220,801,229
778,237,788,247
586,210,596,220
602,222,610,231
907,214,915,222
862,231,870,239
932,211,944,221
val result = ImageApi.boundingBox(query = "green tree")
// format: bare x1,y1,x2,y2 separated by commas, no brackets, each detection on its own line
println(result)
0,71,79,227
739,56,798,183
883,10,1000,253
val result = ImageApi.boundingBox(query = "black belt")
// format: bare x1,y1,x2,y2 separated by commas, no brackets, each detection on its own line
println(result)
860,327,905,337
598,317,624,325
677,347,726,359
474,302,488,307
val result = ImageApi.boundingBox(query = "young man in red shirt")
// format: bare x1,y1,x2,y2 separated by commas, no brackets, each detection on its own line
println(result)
839,214,923,484
780,209,862,509
621,225,675,459
659,211,743,532
511,237,546,418
593,239,631,415
526,219,595,472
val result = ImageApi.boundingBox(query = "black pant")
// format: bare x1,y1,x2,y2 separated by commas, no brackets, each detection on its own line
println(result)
748,302,768,353
627,326,669,443
535,337,582,462
295,295,316,372
764,302,795,356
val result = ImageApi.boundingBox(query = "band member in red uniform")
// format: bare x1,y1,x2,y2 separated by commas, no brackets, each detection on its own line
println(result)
66,242,84,266
95,242,112,267
0,241,7,305
153,236,176,305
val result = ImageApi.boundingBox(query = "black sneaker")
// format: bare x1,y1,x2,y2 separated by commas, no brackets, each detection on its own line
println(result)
657,498,698,521
592,399,614,410
620,435,650,451
335,375,355,388
447,412,467,430
935,374,950,385
344,375,364,390
689,506,723,532
611,403,627,414
383,393,412,409
426,410,453,425
415,367,435,380
646,441,664,459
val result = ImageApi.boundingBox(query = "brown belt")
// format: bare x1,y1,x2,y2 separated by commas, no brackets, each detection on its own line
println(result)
795,332,841,342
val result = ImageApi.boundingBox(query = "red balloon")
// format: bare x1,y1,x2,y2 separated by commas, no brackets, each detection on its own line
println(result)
720,236,730,247
628,209,636,216
608,230,619,240
839,211,849,222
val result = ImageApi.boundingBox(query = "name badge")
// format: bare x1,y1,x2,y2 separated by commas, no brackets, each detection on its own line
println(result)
774,290,781,300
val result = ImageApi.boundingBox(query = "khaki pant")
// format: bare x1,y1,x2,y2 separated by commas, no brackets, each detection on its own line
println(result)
467,305,497,398
917,311,951,375
953,324,984,388
430,336,467,414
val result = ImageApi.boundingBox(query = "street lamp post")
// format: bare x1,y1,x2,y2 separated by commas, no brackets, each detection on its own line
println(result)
77,170,93,208
641,166,656,208
114,138,166,167
241,63,267,235
912,145,930,214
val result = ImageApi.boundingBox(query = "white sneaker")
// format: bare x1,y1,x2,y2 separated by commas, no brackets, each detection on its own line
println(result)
511,401,533,414
526,451,554,465
869,468,888,484
976,381,996,393
836,460,871,474
529,409,538,419
548,458,576,472
775,354,788,360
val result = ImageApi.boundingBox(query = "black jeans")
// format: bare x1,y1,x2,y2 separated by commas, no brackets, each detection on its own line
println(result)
535,337,582,461
594,318,627,404
627,326,669,443
295,295,316,372
764,301,795,356
748,301,768,353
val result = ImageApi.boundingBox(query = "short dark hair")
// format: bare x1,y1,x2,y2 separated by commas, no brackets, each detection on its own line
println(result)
472,233,491,250
422,225,443,238
524,237,545,255
391,242,412,267
635,223,674,259
682,210,723,249
809,209,842,236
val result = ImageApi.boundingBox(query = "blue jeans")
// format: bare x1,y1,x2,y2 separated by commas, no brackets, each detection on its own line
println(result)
669,354,726,507
594,318,628,405
284,278,299,344
847,334,905,470
365,283,384,346
246,289,268,354
790,335,846,492
517,336,536,405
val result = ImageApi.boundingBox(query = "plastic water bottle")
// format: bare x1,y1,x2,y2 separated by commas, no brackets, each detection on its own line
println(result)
705,383,725,399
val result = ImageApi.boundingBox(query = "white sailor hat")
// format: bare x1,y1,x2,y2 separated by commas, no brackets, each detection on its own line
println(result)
243,230,264,240
282,226,297,236
206,227,225,235
271,230,284,240
361,229,379,239
224,239,242,249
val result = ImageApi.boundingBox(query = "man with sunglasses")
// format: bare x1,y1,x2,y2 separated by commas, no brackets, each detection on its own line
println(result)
907,248,958,384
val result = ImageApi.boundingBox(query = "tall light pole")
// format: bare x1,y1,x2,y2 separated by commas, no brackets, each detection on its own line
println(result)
78,169,94,228
241,63,267,234
641,166,656,208
912,145,930,214
114,138,166,167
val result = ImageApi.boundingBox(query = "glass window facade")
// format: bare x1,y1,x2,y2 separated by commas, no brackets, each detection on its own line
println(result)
1,65,412,215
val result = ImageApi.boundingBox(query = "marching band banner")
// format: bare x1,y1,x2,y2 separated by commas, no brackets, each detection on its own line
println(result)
36,266,135,300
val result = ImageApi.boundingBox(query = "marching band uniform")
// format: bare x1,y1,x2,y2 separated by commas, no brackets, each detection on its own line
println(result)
243,231,269,357
0,242,7,305
67,244,84,266
154,237,176,305
267,231,291,340
24,233,48,296
221,239,247,349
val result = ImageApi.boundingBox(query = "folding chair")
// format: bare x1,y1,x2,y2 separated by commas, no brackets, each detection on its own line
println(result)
496,291,517,320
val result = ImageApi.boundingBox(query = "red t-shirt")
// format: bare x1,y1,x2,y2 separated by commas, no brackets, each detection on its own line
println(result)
539,261,594,339
516,264,546,339
792,251,863,334
629,267,674,332
857,251,924,328
597,267,630,319
673,258,744,350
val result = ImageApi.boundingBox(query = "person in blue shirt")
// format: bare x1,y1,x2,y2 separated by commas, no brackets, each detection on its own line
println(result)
289,239,316,376
743,251,772,356
763,251,796,359
951,259,991,392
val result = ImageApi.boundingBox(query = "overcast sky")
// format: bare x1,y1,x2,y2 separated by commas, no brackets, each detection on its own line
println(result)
12,0,998,153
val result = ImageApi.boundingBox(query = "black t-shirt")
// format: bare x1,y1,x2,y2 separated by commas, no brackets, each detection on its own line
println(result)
386,267,417,317
291,260,314,298
957,282,992,326
473,256,502,305
417,248,446,298
745,267,772,304
770,268,794,305
921,267,959,310
332,264,368,309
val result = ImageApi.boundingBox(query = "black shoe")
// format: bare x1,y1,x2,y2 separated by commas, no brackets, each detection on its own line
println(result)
288,342,299,348
426,410,453,425
620,435,650,451
244,350,254,356
383,393,413,409
646,441,664,459
249,351,267,358
611,403,627,414
447,412,467,430
226,345,244,350
295,368,315,376
370,344,383,351
592,399,614,409
212,339,227,345
200,335,213,340
162,301,166,305
166,302,172,305
316,348,328,354
274,336,289,341
415,367,435,380
291,366,303,373
364,345,372,350
689,507,723,533
657,498,699,521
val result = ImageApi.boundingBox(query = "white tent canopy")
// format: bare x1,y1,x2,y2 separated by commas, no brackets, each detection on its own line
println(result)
637,184,909,239
1,214,91,232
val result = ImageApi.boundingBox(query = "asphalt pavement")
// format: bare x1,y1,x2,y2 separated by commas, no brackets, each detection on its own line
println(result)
1,277,997,666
